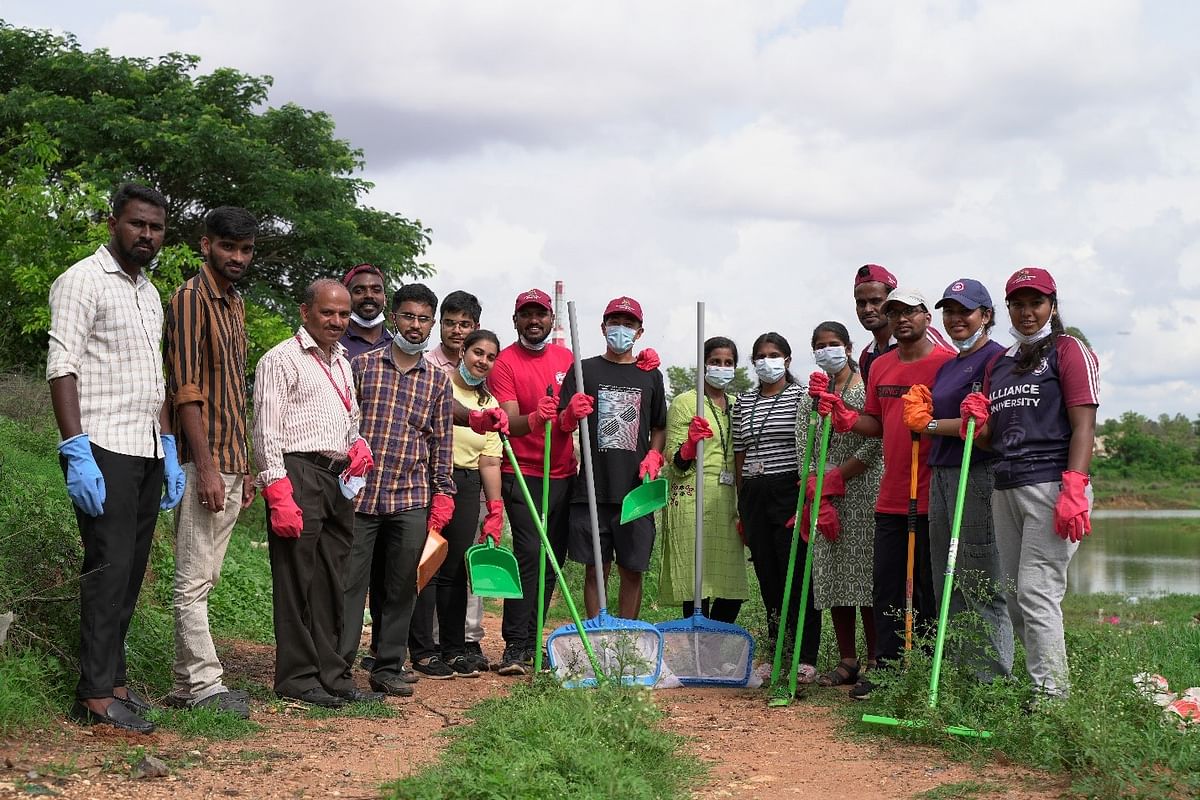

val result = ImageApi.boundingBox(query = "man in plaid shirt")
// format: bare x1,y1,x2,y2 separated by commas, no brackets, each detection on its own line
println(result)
339,283,456,697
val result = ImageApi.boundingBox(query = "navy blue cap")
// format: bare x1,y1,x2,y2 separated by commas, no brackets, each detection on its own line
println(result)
935,278,993,310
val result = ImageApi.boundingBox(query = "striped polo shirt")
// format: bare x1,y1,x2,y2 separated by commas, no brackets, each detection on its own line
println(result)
732,382,804,477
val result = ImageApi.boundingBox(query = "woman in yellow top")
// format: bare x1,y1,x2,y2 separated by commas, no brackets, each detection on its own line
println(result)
411,329,505,678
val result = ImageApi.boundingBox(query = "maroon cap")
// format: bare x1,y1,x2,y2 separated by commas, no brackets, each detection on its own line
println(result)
603,296,643,322
342,263,384,286
513,288,553,313
1004,267,1057,299
854,263,898,289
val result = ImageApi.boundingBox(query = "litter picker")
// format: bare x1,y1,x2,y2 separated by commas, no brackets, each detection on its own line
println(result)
533,387,553,674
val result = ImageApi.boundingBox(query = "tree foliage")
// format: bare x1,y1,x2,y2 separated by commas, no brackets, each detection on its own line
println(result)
1095,411,1200,479
665,365,753,399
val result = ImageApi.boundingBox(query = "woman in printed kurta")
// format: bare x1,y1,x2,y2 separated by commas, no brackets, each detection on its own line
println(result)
659,337,749,621
796,322,882,687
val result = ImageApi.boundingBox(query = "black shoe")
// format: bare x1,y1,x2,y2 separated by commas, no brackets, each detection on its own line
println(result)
464,642,489,672
193,691,250,719
497,646,528,676
359,655,376,672
330,687,386,703
369,676,415,697
446,655,480,678
849,678,876,701
412,656,456,680
276,688,347,709
114,687,153,715
398,665,420,684
69,700,155,734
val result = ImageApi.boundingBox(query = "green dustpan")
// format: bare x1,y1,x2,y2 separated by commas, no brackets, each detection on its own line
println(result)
465,540,524,599
619,474,668,524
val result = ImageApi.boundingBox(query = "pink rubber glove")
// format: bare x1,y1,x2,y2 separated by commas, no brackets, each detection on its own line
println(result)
527,394,559,429
678,416,713,461
479,499,504,545
558,393,594,433
428,493,455,532
469,407,510,435
959,392,990,439
639,449,666,480
817,392,859,434
807,371,829,399
263,477,304,538
1054,471,1092,543
345,438,374,478
798,495,840,543
635,348,661,372
805,468,846,501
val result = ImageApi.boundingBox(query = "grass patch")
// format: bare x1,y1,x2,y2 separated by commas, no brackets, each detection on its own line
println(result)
384,678,703,800
305,700,398,720
147,706,262,740
851,594,1200,800
917,780,1000,799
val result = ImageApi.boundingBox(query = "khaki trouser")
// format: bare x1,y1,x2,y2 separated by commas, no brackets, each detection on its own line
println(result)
170,464,243,704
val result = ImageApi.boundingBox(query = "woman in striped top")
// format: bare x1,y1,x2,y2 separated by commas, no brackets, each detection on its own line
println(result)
733,332,820,680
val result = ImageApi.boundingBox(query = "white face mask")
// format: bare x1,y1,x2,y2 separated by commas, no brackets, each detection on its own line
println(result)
519,334,548,351
952,327,986,353
350,311,386,329
753,357,787,384
1009,321,1052,346
705,365,735,389
813,345,847,375
394,333,430,355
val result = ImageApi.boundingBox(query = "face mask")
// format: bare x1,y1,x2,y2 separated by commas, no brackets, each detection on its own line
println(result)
339,474,366,500
952,327,986,353
458,360,486,387
605,324,637,354
519,334,548,351
350,311,386,329
813,345,847,375
1009,321,1052,346
394,333,429,355
705,365,735,389
753,357,787,384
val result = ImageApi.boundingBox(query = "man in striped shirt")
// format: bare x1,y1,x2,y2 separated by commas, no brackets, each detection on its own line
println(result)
253,279,382,708
163,207,258,718
47,183,186,734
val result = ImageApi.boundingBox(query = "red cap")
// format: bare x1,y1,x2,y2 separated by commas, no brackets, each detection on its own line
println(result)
342,263,383,286
602,296,643,322
854,264,898,289
513,288,553,313
1004,267,1057,299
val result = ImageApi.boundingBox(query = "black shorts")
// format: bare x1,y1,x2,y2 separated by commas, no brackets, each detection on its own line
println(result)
567,502,656,573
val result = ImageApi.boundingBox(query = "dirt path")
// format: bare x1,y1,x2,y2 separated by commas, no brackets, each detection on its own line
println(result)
0,620,1069,800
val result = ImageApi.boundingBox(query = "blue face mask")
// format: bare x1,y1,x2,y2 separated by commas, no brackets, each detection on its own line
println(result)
458,360,486,387
605,324,638,354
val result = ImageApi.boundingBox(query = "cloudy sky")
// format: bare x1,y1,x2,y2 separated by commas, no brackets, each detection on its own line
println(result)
10,0,1200,420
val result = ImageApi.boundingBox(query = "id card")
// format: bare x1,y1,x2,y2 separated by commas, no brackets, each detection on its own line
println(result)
743,462,765,478
718,470,735,486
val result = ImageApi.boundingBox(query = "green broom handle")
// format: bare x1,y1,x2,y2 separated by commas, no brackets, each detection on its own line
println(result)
500,434,604,681
769,408,818,694
928,418,974,707
787,412,833,698
533,391,553,674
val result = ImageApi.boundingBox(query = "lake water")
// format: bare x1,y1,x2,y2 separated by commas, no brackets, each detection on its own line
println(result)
1067,510,1200,596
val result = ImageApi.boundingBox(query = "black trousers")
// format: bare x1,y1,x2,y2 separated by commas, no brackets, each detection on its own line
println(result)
738,472,821,665
873,512,936,667
65,444,162,700
682,598,744,624
410,468,480,661
339,508,426,682
500,472,572,652
268,455,355,696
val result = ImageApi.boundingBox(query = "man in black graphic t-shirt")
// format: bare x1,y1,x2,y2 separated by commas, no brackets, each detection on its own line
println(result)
558,296,667,620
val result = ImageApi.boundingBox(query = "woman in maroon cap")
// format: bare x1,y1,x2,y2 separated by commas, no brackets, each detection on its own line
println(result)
960,267,1099,703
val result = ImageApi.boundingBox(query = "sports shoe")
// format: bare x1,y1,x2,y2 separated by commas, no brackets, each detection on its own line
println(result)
369,676,414,697
497,646,529,676
446,655,480,678
398,665,420,684
412,656,456,680
464,641,489,672
849,678,876,701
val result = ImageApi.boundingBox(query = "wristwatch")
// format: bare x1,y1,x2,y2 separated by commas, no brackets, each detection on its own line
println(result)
926,420,938,432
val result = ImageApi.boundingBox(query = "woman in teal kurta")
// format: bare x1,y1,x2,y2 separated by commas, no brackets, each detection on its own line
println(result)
659,337,749,621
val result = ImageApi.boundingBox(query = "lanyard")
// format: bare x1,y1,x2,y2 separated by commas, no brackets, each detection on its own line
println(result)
705,394,731,462
747,388,784,456
296,335,352,413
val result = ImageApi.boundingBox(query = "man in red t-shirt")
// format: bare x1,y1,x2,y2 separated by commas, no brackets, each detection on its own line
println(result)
486,289,577,675
817,287,954,700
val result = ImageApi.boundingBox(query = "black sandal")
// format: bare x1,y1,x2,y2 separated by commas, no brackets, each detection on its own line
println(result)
816,658,860,687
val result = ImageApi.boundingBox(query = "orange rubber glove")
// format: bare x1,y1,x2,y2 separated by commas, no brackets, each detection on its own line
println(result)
902,384,934,433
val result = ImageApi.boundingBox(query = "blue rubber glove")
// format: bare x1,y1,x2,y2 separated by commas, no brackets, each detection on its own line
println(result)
58,434,106,517
160,434,186,511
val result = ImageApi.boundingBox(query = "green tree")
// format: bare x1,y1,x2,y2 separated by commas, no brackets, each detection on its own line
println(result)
666,366,752,398
0,23,431,313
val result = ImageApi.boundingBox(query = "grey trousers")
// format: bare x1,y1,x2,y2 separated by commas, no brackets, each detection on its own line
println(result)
928,462,1013,681
993,481,1083,698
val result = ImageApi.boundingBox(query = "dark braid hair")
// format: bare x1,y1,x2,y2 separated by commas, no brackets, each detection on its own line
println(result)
1012,294,1064,375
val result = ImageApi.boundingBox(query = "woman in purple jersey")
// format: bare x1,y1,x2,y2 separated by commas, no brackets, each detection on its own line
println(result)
960,267,1099,703
902,279,1013,682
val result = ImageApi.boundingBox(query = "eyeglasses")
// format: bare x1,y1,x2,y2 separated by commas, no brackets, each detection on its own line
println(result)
441,319,476,330
394,312,434,325
884,305,926,320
